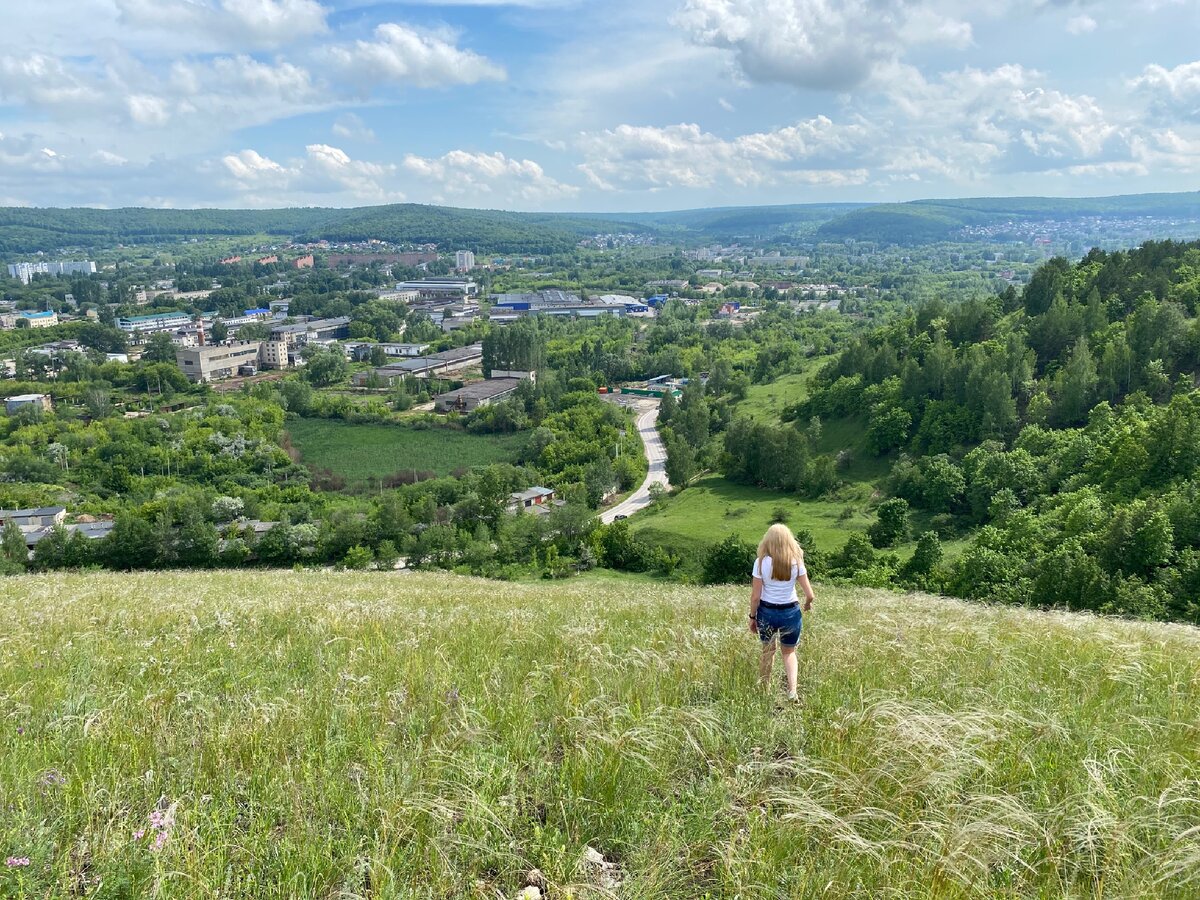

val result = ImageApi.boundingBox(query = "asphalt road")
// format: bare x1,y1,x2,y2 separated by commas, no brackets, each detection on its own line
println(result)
600,401,670,524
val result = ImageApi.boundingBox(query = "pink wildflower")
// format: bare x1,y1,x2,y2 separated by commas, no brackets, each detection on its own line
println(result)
132,829,146,841
4,857,31,867
152,832,168,851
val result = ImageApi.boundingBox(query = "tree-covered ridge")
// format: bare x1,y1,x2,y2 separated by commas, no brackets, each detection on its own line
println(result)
816,192,1200,245
791,239,1200,623
0,204,650,255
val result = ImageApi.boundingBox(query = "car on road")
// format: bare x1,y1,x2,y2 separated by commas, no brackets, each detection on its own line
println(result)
614,514,628,520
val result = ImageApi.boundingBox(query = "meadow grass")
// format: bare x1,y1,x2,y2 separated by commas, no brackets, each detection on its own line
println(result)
632,474,878,557
2,570,1199,898
733,371,817,423
285,419,525,484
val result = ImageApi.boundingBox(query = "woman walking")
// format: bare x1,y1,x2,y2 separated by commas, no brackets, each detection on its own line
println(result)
749,523,815,701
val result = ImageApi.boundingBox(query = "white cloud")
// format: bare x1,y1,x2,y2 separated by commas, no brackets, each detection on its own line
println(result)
1130,128,1200,173
0,53,103,111
577,118,870,191
1065,14,1098,34
326,22,506,91
114,0,328,50
876,63,1121,181
1132,60,1200,122
403,150,578,202
220,144,401,202
675,0,971,91
332,113,376,142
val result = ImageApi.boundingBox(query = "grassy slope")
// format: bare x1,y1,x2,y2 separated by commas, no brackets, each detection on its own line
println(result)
286,419,524,483
2,570,1199,898
637,363,903,560
634,474,876,558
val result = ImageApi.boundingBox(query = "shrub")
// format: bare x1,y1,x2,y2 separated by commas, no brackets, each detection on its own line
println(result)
342,546,373,570
702,534,755,585
868,498,910,549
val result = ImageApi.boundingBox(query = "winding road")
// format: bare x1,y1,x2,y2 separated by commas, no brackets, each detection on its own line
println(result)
600,401,670,524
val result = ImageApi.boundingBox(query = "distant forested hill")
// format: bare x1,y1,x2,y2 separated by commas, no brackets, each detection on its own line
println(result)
5,191,1200,255
297,204,649,254
0,205,649,256
816,192,1200,244
582,203,869,239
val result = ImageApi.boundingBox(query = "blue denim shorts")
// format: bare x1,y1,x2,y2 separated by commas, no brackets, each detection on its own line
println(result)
757,603,802,647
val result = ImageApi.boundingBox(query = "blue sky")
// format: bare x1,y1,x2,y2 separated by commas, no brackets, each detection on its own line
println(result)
0,0,1198,211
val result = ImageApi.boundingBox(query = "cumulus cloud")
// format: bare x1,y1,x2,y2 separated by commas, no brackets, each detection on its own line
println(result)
326,23,506,90
1065,14,1098,34
114,0,328,50
220,144,400,202
576,61,1133,195
1132,60,1200,122
675,0,972,91
403,150,578,202
576,118,870,191
0,53,103,111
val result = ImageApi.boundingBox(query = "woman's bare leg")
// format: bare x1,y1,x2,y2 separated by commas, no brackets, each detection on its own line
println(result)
759,640,776,686
781,646,798,699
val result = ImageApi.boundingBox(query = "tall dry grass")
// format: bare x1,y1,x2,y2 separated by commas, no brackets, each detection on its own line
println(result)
1,570,1198,898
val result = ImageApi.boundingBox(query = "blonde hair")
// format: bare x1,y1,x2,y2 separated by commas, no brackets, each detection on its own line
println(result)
757,523,804,581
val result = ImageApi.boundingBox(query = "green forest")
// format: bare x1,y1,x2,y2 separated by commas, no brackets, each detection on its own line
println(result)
748,240,1200,624
0,204,647,255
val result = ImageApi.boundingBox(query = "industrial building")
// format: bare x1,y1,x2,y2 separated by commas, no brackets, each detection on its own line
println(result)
269,316,351,347
434,377,523,412
0,310,59,329
174,341,290,383
117,311,192,336
5,393,53,415
344,342,430,362
351,344,484,386
490,291,649,320
394,279,478,302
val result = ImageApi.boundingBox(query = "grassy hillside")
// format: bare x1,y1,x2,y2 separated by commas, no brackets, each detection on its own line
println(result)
285,419,525,485
3,570,1199,897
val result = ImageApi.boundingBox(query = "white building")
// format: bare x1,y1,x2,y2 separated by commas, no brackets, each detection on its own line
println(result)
117,312,192,336
455,250,476,272
7,261,97,285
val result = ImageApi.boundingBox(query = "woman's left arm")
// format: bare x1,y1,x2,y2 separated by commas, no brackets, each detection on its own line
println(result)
797,573,815,612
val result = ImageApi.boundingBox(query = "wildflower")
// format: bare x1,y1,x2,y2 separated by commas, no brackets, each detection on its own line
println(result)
153,832,168,851
38,770,67,788
132,829,146,841
4,857,30,868
15,727,24,736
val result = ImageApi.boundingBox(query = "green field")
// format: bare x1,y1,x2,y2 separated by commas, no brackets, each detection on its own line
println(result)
734,366,819,423
2,570,1199,897
634,473,878,558
286,418,525,484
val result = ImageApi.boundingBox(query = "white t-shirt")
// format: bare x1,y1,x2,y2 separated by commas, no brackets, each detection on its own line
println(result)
753,555,806,606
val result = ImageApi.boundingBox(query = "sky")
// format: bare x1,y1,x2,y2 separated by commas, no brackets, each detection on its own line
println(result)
0,0,1198,212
